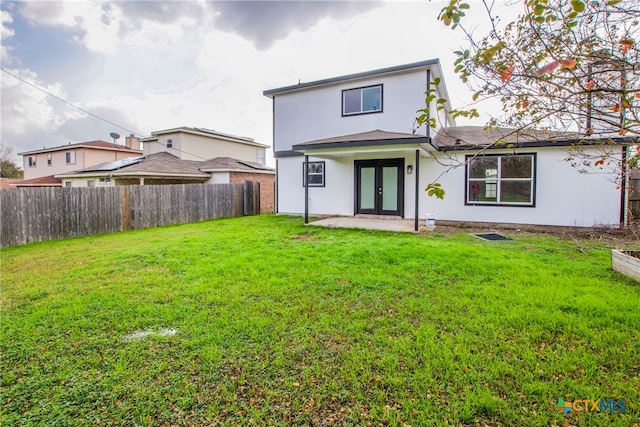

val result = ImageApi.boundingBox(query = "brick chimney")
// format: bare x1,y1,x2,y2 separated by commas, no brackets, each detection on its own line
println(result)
125,134,141,150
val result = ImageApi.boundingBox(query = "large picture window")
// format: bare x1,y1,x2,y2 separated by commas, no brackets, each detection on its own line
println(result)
342,84,382,116
302,161,325,187
466,154,535,206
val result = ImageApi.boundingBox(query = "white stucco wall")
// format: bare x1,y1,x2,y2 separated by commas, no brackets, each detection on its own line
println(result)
273,70,437,152
278,146,621,227
419,146,621,227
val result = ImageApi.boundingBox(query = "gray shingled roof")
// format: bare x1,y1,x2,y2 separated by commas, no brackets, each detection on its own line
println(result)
58,152,273,178
293,129,430,151
432,126,636,151
199,157,274,173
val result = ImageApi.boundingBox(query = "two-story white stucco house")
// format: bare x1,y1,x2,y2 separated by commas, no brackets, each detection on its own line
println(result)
264,59,633,229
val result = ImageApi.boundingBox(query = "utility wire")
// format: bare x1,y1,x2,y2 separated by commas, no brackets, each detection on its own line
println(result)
1,67,211,160
1,67,145,137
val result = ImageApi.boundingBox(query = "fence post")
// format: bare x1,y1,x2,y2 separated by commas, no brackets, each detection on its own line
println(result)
121,186,130,231
243,181,253,216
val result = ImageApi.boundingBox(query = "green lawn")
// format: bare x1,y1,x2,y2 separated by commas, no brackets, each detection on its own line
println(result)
1,215,639,426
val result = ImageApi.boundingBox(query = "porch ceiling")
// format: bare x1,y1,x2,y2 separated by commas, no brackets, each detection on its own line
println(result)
292,129,434,159
299,144,432,159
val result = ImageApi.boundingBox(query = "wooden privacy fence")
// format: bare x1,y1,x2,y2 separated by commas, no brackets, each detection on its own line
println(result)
0,182,260,248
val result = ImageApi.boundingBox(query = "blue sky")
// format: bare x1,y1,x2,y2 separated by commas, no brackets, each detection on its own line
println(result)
1,0,511,162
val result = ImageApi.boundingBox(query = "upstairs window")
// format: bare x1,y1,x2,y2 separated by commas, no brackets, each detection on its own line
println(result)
342,84,382,116
166,138,173,148
47,154,52,166
257,148,266,165
466,154,536,206
28,156,36,167
65,151,76,164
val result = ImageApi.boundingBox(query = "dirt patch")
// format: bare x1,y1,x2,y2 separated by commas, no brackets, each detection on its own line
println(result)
289,233,319,242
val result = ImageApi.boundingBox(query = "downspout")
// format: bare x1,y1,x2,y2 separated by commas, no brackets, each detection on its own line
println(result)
414,149,419,232
620,145,628,228
273,97,278,214
426,69,431,138
304,155,309,224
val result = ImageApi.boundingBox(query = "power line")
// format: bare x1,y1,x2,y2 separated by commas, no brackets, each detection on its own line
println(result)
1,67,210,160
1,67,146,137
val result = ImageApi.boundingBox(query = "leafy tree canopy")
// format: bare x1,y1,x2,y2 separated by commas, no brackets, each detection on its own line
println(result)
419,0,639,199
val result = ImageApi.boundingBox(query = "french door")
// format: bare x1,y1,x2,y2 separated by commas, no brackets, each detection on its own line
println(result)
355,159,404,216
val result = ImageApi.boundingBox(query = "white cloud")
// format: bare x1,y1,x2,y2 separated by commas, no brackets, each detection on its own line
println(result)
1,9,15,63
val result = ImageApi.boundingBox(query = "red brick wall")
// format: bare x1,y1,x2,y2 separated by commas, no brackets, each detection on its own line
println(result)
229,172,275,213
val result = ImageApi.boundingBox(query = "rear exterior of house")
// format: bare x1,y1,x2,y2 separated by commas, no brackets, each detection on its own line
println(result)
264,59,625,228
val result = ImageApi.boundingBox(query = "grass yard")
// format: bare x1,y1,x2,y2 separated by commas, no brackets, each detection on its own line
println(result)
1,215,639,426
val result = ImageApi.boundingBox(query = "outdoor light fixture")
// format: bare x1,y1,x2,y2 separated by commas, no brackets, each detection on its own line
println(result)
407,165,413,174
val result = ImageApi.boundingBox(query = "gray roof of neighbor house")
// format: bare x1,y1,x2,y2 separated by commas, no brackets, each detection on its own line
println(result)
432,126,638,151
56,152,273,178
18,140,142,156
263,59,441,97
199,157,274,173
140,126,269,148
292,130,430,150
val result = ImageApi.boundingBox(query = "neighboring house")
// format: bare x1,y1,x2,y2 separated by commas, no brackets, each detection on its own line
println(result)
17,136,142,182
56,152,276,213
141,127,269,165
263,59,634,228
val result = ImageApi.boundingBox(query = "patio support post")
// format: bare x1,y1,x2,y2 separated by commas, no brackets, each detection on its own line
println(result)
304,155,309,224
414,149,419,232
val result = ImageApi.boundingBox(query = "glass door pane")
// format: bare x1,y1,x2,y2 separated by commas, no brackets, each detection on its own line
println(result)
360,167,376,210
381,166,398,211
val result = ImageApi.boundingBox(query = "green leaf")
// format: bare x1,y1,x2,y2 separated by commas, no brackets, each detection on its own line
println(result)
425,182,445,199
571,0,585,12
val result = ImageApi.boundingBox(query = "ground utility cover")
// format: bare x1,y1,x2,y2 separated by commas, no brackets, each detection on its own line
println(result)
472,232,513,241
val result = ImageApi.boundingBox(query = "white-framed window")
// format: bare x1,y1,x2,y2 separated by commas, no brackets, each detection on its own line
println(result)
302,161,325,187
87,180,95,187
257,148,266,165
166,138,173,148
99,177,111,184
47,154,52,166
65,151,76,164
342,84,382,116
466,154,535,206
64,181,72,188
28,156,36,167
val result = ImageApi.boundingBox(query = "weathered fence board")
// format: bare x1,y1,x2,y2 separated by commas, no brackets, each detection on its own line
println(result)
0,182,260,247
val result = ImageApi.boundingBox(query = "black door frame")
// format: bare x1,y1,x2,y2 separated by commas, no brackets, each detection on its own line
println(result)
354,158,404,217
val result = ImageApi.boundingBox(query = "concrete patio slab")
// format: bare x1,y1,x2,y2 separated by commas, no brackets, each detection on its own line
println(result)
308,216,419,233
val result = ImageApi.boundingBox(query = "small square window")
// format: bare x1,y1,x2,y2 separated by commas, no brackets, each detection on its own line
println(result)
302,161,325,187
64,181,72,188
87,180,95,187
28,156,37,167
342,85,382,116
